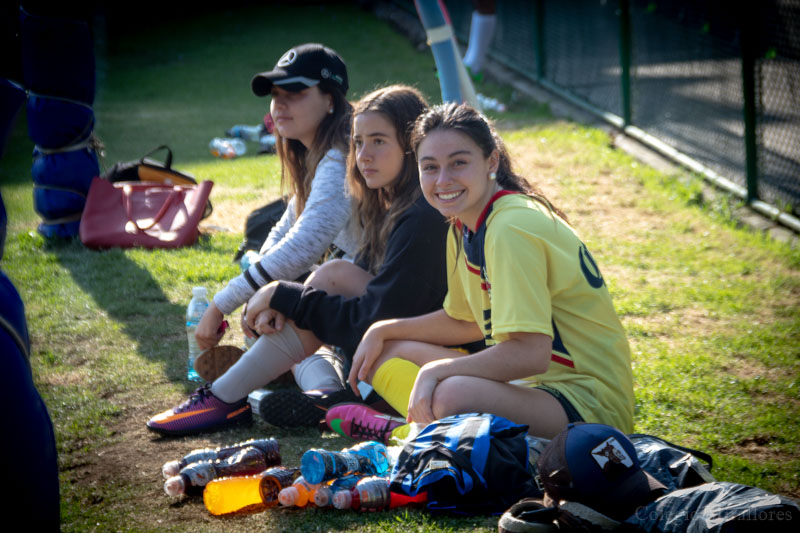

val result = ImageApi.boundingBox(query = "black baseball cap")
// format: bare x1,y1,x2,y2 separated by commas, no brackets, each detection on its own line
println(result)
537,423,667,519
251,43,348,96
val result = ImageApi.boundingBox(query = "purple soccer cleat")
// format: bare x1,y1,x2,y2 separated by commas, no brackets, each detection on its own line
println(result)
146,384,251,437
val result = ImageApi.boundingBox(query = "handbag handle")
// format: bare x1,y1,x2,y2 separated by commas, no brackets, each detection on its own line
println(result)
140,145,173,169
122,184,181,231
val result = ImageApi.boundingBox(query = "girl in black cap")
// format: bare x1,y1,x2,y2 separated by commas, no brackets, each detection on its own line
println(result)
194,43,356,351
147,44,359,436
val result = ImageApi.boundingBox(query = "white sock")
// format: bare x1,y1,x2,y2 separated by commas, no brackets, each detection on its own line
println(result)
292,346,346,392
211,326,305,403
463,12,497,73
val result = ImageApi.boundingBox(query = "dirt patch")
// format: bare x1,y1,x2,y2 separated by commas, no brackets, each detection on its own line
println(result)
65,396,248,529
200,198,265,236
725,436,799,480
720,435,800,500
623,306,741,346
508,138,657,238
722,353,789,385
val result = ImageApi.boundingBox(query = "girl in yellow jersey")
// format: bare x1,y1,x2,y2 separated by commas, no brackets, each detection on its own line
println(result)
346,103,634,438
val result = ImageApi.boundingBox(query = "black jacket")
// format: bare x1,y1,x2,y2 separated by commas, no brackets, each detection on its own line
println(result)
270,194,448,357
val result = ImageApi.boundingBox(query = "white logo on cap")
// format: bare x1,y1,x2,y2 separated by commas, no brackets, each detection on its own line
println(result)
321,68,330,79
590,437,633,470
278,50,297,67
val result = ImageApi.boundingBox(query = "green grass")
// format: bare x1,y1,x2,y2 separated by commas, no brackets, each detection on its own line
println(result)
1,3,798,532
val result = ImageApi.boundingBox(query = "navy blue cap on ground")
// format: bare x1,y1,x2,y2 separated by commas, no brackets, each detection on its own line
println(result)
537,422,667,519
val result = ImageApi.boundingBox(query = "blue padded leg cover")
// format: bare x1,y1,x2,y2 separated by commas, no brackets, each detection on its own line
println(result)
0,270,61,529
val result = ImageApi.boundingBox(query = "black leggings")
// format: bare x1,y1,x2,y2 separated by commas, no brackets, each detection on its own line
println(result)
536,385,585,423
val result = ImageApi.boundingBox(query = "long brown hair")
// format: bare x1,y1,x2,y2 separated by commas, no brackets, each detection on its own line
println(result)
346,85,429,273
411,102,567,255
411,102,567,219
275,87,353,216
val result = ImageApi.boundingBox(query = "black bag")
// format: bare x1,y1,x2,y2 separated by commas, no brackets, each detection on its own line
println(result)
389,413,541,515
629,434,715,492
232,197,288,262
102,145,212,219
623,481,799,532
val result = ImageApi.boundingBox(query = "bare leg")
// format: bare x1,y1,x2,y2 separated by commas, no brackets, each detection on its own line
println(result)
368,340,569,438
432,376,569,438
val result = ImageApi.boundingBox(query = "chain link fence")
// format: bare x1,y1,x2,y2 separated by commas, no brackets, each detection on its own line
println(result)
390,0,800,219
755,2,800,213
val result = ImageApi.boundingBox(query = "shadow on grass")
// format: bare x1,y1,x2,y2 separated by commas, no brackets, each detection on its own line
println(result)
46,236,191,384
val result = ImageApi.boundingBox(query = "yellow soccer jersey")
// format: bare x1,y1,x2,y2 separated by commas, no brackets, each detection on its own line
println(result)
443,192,634,432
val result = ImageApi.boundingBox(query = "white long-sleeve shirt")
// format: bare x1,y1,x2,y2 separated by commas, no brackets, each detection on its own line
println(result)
213,148,358,315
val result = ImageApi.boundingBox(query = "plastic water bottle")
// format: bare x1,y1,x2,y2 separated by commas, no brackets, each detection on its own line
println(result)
162,438,280,478
300,441,389,485
186,287,210,381
477,93,507,112
314,475,361,507
332,476,428,511
278,476,319,508
209,137,246,159
226,124,264,142
164,445,281,496
259,134,277,154
203,466,300,516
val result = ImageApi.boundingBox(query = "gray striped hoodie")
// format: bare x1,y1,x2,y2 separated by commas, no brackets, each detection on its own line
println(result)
213,148,358,315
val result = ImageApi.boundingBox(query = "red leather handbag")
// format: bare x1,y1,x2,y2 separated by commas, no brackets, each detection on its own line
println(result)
79,177,214,249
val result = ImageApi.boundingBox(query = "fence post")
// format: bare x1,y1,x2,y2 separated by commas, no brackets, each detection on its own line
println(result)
739,5,759,203
617,0,632,126
533,0,545,80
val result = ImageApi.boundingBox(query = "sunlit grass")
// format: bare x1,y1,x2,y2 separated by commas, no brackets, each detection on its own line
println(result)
1,3,798,532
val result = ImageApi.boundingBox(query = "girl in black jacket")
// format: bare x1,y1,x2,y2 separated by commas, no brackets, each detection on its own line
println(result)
147,85,448,435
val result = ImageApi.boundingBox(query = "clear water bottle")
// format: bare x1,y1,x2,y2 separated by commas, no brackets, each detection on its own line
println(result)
209,137,246,159
186,287,210,382
226,124,264,142
477,93,507,112
300,441,389,485
259,134,277,154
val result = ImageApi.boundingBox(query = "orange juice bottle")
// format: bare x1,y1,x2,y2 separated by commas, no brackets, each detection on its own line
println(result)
203,466,299,516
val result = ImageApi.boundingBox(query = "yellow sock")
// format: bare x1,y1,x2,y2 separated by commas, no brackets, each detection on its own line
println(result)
390,423,411,441
371,357,420,418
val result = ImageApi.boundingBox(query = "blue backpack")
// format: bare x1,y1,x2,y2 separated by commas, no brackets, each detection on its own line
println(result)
389,413,541,515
